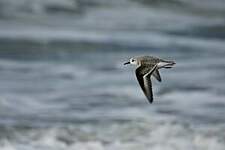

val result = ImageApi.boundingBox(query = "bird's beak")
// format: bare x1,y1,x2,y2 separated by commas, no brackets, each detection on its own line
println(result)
124,61,130,65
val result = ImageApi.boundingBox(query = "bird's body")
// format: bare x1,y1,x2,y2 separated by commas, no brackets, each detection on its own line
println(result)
124,56,175,103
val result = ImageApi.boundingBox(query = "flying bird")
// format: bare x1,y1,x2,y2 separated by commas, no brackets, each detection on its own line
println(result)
124,56,175,103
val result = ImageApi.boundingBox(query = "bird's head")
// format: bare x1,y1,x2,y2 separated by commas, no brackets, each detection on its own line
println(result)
124,57,138,66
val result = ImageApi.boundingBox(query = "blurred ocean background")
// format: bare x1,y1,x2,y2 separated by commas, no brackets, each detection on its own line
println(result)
0,0,225,149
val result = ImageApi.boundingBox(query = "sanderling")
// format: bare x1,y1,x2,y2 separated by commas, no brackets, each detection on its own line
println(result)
124,56,175,103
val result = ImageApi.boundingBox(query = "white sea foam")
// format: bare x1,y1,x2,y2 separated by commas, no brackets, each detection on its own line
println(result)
0,119,224,150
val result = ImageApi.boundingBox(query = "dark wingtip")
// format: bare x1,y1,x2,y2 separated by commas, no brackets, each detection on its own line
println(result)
147,97,153,104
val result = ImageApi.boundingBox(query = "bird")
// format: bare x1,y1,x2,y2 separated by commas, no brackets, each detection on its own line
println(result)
124,56,175,103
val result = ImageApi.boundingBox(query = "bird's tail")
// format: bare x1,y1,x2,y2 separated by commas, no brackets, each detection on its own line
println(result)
157,60,176,69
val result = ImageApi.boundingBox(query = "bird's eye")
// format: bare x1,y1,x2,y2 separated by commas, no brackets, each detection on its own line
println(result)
131,59,135,62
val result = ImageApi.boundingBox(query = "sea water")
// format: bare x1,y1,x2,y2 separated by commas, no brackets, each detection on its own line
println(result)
0,0,225,149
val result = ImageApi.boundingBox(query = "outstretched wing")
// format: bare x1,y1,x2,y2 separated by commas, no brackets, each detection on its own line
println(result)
153,69,162,82
135,66,146,97
135,65,158,103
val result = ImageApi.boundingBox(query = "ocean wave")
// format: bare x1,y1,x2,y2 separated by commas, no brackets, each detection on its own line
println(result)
1,0,225,35
0,119,224,150
1,0,225,17
1,27,225,52
0,0,78,17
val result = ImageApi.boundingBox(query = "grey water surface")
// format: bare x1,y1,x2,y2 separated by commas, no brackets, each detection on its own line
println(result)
0,0,225,149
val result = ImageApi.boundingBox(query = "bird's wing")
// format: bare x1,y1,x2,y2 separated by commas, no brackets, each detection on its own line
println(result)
153,69,162,82
135,64,158,103
135,66,146,97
